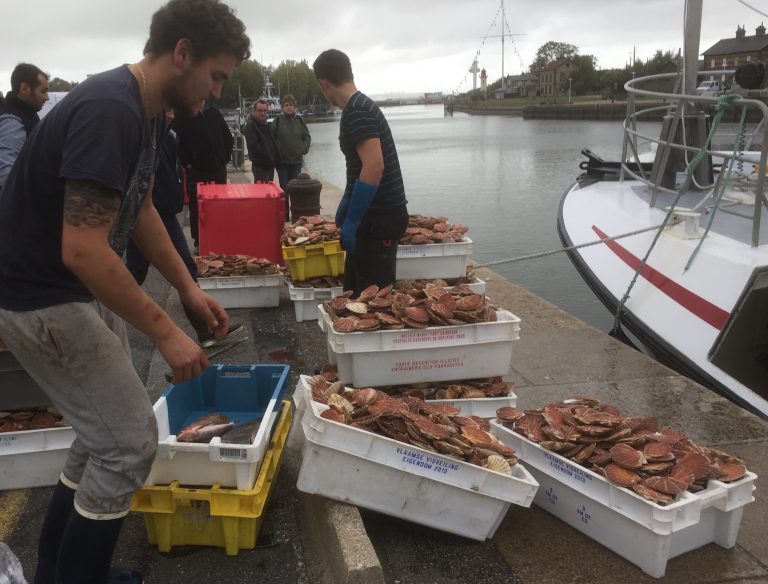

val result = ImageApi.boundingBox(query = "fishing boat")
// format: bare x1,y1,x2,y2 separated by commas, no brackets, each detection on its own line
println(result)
262,74,282,120
557,0,768,418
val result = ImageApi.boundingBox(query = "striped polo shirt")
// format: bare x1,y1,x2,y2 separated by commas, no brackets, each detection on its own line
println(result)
339,91,406,208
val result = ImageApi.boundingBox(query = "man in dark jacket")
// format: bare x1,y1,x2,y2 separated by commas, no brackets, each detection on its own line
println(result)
242,98,278,182
175,101,233,250
0,63,49,190
126,109,242,348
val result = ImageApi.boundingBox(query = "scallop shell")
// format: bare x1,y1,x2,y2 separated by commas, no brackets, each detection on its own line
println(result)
351,388,379,406
355,318,380,331
669,464,696,486
461,388,486,399
455,294,483,311
610,443,646,469
716,463,747,482
346,301,369,315
356,285,379,302
643,441,675,461
643,475,688,495
482,454,513,476
496,406,524,422
327,393,354,414
632,483,673,504
677,452,713,480
604,464,640,487
655,429,687,444
404,306,430,323
320,408,348,423
294,226,311,237
332,317,358,333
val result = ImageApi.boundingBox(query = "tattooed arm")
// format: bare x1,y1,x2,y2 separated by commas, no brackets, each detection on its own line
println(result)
61,179,209,382
131,193,229,339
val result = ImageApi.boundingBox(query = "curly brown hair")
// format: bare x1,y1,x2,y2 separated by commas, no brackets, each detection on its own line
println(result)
144,0,250,64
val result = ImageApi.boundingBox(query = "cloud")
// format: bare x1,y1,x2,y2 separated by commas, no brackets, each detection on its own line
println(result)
0,0,762,96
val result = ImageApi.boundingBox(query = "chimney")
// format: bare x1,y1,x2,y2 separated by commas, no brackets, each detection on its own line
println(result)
736,25,746,38
757,22,766,37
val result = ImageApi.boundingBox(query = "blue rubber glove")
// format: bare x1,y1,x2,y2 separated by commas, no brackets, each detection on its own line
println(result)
340,180,378,252
335,190,351,226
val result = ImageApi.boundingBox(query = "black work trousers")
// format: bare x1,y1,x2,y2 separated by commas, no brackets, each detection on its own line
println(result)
343,237,399,297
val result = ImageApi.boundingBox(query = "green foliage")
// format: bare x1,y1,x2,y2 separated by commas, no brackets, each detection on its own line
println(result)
219,60,265,108
571,54,598,94
530,41,578,73
272,59,325,108
48,77,77,91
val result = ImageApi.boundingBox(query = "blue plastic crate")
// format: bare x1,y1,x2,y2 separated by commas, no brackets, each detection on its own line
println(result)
147,364,290,490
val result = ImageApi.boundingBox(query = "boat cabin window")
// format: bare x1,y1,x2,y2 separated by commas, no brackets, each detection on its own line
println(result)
710,269,768,396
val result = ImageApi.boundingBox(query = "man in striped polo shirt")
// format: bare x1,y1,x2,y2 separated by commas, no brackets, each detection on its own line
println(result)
313,49,409,296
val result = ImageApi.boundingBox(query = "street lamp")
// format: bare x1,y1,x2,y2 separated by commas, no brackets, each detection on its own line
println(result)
568,78,572,104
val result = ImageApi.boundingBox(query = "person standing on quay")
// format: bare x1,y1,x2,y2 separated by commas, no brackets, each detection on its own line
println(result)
312,49,408,296
0,62,50,190
272,94,311,217
176,99,233,251
0,1,249,582
125,109,243,348
242,98,279,182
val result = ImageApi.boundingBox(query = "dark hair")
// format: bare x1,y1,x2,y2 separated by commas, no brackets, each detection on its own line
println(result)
10,63,49,93
313,49,354,86
144,0,250,64
281,94,296,106
254,98,268,108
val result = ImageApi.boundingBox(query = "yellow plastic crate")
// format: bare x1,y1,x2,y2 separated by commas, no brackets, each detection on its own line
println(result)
130,400,292,556
282,240,345,281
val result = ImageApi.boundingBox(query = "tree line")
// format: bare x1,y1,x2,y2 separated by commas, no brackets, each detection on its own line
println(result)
45,59,326,109
477,41,679,98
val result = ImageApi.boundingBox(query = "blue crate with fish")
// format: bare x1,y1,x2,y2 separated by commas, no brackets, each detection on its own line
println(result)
145,364,290,490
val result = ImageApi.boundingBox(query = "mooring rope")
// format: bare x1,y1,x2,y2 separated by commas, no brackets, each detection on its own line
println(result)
473,222,675,268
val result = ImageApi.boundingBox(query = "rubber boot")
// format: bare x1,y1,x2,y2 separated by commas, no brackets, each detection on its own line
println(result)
55,511,124,584
34,480,76,584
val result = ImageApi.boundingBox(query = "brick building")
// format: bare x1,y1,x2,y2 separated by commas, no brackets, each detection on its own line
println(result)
701,24,768,83
537,59,576,97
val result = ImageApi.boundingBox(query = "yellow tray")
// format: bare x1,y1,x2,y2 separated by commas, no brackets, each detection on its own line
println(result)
131,400,292,556
282,240,345,281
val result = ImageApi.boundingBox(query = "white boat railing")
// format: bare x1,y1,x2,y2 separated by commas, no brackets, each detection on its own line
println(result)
620,72,768,247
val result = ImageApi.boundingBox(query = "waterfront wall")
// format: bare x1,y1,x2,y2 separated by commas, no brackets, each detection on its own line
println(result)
451,101,763,122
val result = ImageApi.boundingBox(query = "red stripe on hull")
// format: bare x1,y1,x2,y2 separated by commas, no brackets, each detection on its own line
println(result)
592,225,730,330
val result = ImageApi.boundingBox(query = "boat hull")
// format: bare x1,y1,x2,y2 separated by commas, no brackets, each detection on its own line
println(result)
557,179,768,419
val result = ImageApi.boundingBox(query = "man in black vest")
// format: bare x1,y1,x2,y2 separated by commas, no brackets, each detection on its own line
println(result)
0,63,49,190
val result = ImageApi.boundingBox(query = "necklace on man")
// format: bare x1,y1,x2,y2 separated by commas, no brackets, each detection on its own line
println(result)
134,63,156,149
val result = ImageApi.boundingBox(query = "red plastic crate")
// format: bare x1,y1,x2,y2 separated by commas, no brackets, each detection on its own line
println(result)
197,183,285,264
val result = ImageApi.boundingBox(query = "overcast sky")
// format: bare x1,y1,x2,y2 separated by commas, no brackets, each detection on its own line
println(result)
0,0,765,98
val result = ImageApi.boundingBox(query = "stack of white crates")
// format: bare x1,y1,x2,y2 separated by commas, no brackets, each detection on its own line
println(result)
294,240,535,540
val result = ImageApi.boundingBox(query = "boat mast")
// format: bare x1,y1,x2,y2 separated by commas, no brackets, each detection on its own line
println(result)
683,0,703,95
501,0,505,92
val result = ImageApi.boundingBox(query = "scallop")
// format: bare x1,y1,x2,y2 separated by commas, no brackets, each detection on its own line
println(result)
346,301,369,315
332,317,358,333
669,464,696,487
610,443,646,469
327,393,354,415
677,452,713,480
496,406,524,422
482,454,513,476
632,483,673,504
351,388,378,406
643,475,688,495
643,441,675,461
716,463,747,483
604,464,640,487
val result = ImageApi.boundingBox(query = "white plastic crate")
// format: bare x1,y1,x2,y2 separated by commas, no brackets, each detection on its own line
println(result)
198,274,283,309
450,277,485,295
287,281,344,322
396,237,473,280
318,306,520,386
490,419,757,578
146,365,289,490
0,426,75,490
297,399,539,540
294,374,516,420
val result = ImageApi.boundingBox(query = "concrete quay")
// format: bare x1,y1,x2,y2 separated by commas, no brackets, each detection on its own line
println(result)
1,166,766,583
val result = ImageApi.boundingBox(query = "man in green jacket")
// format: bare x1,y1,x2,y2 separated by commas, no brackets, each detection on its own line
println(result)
272,94,310,218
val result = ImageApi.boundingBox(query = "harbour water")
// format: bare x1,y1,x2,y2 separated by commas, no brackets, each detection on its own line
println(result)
304,104,648,332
